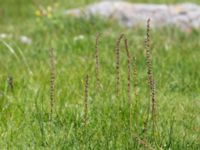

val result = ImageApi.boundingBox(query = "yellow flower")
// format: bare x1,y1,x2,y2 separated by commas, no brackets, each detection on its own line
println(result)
35,10,41,17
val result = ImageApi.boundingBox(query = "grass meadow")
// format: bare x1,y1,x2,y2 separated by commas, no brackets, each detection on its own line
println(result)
0,0,200,149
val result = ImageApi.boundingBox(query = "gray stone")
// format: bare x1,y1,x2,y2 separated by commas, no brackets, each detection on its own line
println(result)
64,1,200,31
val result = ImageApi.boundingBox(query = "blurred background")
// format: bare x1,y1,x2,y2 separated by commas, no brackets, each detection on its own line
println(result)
1,0,200,25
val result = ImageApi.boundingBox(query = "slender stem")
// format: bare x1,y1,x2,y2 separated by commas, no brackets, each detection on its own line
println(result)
115,34,124,97
95,33,101,89
49,48,56,121
84,74,89,126
124,38,132,132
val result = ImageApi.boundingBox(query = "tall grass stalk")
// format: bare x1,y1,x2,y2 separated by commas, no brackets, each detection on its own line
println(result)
144,19,157,135
49,48,56,121
95,33,101,89
115,34,124,97
132,56,139,126
133,56,138,99
84,74,89,127
124,37,132,132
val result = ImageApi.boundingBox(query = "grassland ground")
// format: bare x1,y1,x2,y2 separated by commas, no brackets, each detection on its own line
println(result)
0,0,200,149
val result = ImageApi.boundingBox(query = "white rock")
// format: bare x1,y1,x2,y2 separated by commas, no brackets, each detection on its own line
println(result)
64,1,200,31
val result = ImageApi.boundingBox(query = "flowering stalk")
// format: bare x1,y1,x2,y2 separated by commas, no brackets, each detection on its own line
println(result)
115,34,124,97
49,48,56,121
95,33,101,89
144,19,156,135
84,74,89,126
124,38,132,132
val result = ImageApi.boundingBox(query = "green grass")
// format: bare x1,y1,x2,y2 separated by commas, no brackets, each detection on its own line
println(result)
0,0,200,149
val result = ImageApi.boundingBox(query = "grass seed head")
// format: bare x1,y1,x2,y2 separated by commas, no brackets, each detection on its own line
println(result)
115,33,124,97
95,33,101,89
7,75,14,92
49,48,56,121
144,18,157,135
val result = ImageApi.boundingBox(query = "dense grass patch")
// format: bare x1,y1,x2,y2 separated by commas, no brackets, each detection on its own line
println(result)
0,0,200,149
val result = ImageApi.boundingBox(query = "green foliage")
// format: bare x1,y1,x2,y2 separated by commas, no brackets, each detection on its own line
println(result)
0,0,200,149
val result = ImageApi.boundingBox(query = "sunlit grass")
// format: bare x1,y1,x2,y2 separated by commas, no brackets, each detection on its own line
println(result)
0,0,200,149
